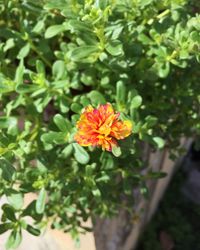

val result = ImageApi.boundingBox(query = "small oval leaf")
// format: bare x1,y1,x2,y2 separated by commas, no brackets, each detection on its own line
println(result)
45,24,67,38
26,225,41,236
53,114,69,132
112,146,122,157
131,95,142,109
36,188,47,214
73,143,90,165
0,223,13,234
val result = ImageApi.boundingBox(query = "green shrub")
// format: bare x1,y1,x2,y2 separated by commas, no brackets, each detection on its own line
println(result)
0,0,199,248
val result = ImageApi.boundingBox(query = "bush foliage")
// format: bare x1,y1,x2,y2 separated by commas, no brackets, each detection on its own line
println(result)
0,0,200,248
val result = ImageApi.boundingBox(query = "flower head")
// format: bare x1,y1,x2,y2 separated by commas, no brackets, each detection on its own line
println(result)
74,103,132,151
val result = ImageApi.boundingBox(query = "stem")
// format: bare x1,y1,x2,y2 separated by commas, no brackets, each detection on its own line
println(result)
156,9,170,20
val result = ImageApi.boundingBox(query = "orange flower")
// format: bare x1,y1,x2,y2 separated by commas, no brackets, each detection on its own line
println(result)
74,103,132,151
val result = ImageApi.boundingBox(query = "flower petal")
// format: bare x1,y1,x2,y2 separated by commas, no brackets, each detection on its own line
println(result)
97,136,118,151
110,120,132,140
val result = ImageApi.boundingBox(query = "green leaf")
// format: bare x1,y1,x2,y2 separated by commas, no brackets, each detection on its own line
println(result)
53,114,70,132
138,0,153,7
52,60,66,80
88,90,106,106
190,31,200,43
26,225,40,236
131,95,142,109
110,25,124,40
0,159,16,182
16,84,39,93
6,230,22,250
0,74,15,93
60,144,73,158
96,173,110,183
70,103,83,113
6,190,24,210
100,76,109,86
36,60,45,75
41,131,67,144
73,143,90,165
116,80,126,104
92,188,101,197
0,117,17,129
112,146,122,157
138,34,153,44
33,93,52,113
100,152,114,169
106,40,123,56
68,20,92,33
36,188,46,214
157,62,170,78
85,164,96,176
3,38,15,52
32,20,45,33
22,201,43,221
80,70,95,86
144,116,158,127
2,204,17,222
14,60,24,86
0,223,13,234
17,43,30,59
45,24,68,38
153,137,165,149
69,45,100,62
44,0,70,12
80,96,90,106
